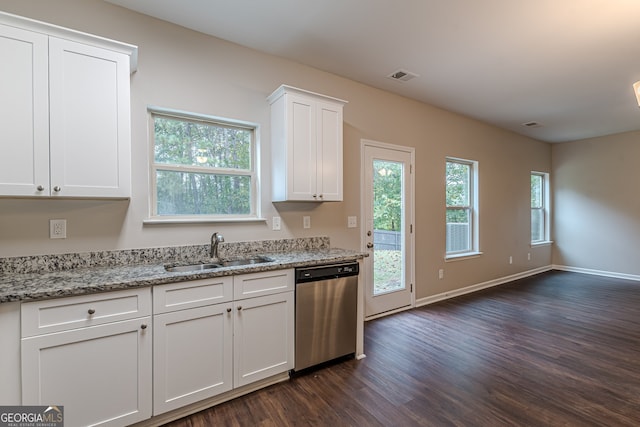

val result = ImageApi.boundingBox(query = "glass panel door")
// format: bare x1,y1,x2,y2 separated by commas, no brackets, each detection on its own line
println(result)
363,142,414,318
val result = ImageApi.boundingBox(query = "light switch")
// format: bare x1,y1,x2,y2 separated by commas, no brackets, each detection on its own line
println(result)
272,216,281,231
347,216,357,228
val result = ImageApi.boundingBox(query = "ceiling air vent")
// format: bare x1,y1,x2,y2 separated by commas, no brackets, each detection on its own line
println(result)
522,121,542,128
387,69,419,82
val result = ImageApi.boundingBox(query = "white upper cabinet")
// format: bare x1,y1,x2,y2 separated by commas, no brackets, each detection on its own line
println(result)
268,85,347,202
0,12,137,198
0,23,49,197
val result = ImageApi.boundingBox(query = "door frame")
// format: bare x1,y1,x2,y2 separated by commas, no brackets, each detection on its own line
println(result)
360,139,416,320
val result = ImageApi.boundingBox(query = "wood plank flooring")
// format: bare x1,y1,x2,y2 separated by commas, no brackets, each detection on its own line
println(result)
162,270,640,426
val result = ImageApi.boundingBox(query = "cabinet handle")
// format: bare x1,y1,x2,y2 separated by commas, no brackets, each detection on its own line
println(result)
140,324,148,330
237,306,242,311
87,308,96,315
312,194,317,198
227,308,232,313
37,185,44,192
53,186,61,192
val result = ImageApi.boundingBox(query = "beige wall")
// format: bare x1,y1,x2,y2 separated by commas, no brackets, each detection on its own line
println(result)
0,0,552,299
552,130,640,276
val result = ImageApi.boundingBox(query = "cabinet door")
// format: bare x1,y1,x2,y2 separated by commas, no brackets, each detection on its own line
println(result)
0,24,49,196
48,37,131,198
286,94,318,201
316,100,343,201
22,317,152,427
153,303,233,415
234,291,294,387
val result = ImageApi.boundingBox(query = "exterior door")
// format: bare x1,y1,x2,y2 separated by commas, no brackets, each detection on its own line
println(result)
362,140,414,318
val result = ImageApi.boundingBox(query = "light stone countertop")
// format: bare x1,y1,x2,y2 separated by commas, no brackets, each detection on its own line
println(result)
0,248,366,303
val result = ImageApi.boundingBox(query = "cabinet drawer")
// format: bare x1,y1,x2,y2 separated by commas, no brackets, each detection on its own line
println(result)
21,288,151,337
153,276,233,314
234,269,294,300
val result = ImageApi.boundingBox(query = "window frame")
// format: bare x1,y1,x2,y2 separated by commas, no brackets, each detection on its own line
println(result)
145,106,262,224
531,171,551,245
445,157,480,259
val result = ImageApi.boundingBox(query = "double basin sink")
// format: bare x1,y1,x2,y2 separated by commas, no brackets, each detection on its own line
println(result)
165,255,274,273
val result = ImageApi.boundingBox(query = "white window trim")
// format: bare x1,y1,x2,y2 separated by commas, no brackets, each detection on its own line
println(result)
531,171,551,245
445,157,480,260
445,251,483,262
145,106,263,224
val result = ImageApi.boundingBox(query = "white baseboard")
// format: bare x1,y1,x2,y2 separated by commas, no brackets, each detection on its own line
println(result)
552,264,640,282
416,265,553,307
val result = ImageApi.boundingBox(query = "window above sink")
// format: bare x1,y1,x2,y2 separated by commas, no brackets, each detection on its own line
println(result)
146,106,262,224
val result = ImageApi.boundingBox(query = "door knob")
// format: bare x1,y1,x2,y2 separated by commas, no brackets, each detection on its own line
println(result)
366,242,374,249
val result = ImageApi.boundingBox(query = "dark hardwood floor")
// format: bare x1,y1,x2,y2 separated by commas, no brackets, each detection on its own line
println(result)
163,270,640,426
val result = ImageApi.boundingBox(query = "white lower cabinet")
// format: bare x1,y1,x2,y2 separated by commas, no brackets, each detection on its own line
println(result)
21,289,152,427
20,269,295,425
234,291,294,387
153,269,294,416
153,303,233,415
152,277,234,415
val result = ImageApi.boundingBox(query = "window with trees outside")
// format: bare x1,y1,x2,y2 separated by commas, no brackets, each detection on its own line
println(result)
446,158,478,256
149,108,258,221
531,172,550,243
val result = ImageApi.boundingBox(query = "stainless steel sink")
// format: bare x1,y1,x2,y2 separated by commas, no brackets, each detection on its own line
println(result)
165,256,273,272
165,263,221,272
219,256,273,267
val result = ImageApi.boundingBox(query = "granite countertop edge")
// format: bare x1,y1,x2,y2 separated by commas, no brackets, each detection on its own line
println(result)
0,248,367,304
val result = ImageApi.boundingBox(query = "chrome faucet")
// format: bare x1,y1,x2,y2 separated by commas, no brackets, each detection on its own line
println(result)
210,232,225,259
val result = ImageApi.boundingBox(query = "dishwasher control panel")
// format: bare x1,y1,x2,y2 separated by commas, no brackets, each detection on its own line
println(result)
295,262,359,283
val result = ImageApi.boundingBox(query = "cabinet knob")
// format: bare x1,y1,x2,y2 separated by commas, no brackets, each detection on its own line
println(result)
53,186,61,192
140,324,148,330
312,194,317,198
237,306,242,311
37,185,44,192
227,308,232,313
88,308,96,315
319,194,323,199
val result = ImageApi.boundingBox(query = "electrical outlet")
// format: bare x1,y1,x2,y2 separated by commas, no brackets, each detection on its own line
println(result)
527,252,531,261
303,216,311,229
347,216,357,228
272,216,281,231
509,256,513,265
50,219,67,239
438,269,444,279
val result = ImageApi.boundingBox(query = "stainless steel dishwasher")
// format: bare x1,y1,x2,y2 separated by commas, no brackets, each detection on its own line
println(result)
294,262,359,371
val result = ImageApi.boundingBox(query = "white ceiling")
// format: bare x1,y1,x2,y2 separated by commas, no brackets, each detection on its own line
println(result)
106,0,640,143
